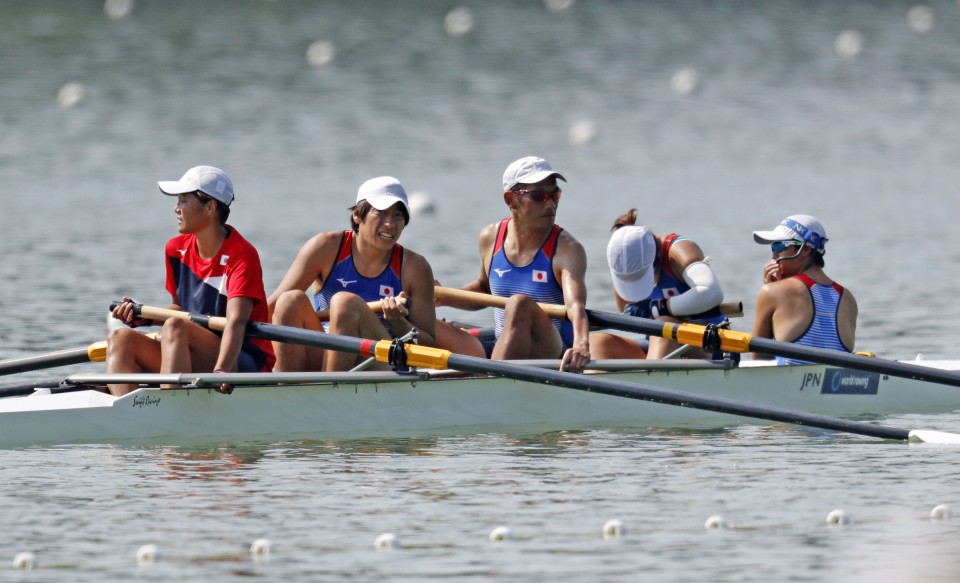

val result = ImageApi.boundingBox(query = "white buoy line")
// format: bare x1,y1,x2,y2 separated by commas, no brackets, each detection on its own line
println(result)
7,506,954,568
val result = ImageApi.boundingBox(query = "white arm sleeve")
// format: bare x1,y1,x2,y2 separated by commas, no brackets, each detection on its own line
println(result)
665,260,724,316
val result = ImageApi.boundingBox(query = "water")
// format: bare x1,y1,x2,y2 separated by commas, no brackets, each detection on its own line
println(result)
1,0,960,580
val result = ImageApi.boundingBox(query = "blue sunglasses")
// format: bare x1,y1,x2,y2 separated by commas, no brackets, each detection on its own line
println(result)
771,240,803,254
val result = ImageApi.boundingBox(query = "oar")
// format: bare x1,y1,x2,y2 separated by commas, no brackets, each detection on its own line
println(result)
583,310,960,389
315,297,408,321
119,302,960,444
0,332,161,377
434,286,744,318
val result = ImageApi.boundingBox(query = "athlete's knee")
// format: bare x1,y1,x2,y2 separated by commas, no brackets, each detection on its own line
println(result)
503,294,538,325
107,327,138,353
161,317,191,342
273,290,310,322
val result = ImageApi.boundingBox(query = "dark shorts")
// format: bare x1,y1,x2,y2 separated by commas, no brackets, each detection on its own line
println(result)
237,346,268,372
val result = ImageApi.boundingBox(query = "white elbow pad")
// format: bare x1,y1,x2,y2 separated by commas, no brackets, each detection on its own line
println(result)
666,261,724,316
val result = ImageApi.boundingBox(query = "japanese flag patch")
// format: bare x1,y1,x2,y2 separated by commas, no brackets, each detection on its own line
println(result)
379,284,395,297
532,270,548,283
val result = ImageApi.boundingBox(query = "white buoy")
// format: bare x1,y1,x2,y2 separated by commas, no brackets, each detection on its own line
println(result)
136,544,161,564
907,5,933,33
931,504,951,520
826,509,849,525
568,120,598,146
374,533,399,550
306,40,336,67
704,515,728,530
670,68,699,96
103,0,134,20
444,7,475,37
603,518,625,538
834,30,863,59
489,526,512,541
250,538,272,559
544,0,575,13
407,192,436,216
12,552,36,570
57,82,85,109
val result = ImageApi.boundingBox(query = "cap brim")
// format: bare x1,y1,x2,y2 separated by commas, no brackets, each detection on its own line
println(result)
158,180,196,195
752,226,797,244
610,267,655,303
365,194,411,215
509,171,566,190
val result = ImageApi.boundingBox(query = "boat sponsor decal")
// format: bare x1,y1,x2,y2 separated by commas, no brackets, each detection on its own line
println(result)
820,369,879,395
132,395,162,409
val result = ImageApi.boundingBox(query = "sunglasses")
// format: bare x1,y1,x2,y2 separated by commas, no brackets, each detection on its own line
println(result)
771,240,803,253
513,186,561,204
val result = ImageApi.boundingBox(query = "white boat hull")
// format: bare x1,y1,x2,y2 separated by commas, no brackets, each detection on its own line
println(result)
2,360,959,446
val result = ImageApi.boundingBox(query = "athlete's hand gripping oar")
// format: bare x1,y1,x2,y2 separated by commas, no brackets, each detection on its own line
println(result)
314,295,409,322
116,303,960,444
0,333,159,376
434,286,743,319
584,310,960,389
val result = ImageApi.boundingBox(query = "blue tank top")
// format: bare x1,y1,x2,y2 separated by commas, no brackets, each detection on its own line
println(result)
649,234,726,326
312,231,404,332
777,274,849,366
488,219,573,347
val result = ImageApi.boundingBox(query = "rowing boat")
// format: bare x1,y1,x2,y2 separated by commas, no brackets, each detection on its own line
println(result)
2,357,959,447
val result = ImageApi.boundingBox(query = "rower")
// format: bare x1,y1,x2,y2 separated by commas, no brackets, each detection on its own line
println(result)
751,214,858,364
589,208,728,359
107,166,275,396
434,156,592,373
268,177,437,372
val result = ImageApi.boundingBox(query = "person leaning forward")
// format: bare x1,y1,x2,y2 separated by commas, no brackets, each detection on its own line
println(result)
589,208,726,360
751,214,857,364
435,156,591,373
268,176,437,372
107,166,276,396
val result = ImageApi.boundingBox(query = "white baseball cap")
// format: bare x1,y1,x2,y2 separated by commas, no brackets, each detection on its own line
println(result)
355,176,411,218
607,225,657,302
502,156,567,191
753,214,828,254
158,165,234,206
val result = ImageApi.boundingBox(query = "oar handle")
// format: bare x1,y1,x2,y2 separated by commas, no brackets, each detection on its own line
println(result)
111,301,229,332
434,287,569,319
434,286,743,319
314,296,409,322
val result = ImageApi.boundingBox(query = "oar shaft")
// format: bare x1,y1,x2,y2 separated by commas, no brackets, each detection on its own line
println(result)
440,353,910,442
585,309,960,389
435,286,742,318
0,342,108,376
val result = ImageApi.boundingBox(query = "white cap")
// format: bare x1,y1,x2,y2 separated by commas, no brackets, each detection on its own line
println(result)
354,176,411,218
158,165,234,206
502,156,567,191
607,225,657,302
753,214,828,253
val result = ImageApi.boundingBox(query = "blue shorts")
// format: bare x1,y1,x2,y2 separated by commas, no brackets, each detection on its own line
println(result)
237,347,267,372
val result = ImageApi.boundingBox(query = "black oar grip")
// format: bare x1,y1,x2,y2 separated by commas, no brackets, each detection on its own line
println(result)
109,300,143,316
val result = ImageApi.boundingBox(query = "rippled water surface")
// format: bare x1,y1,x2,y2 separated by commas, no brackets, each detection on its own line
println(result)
2,0,960,580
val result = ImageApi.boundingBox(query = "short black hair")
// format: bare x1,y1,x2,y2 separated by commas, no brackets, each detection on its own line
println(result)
195,192,231,224
349,200,409,233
